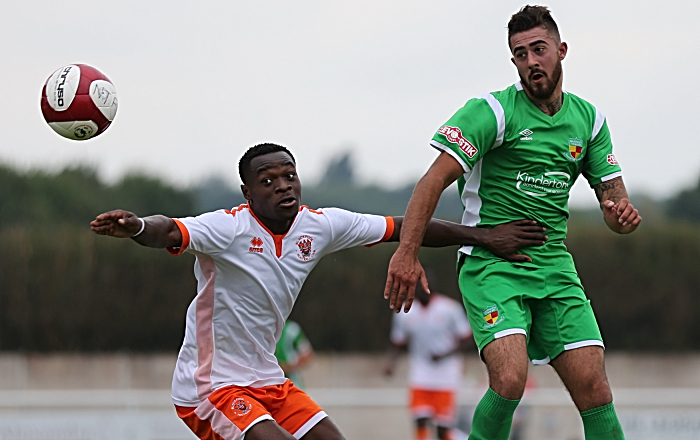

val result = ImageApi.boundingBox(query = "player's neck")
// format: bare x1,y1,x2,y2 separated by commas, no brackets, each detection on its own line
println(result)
526,88,564,117
249,205,296,235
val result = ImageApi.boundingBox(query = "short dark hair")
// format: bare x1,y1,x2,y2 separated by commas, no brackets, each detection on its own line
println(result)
507,5,560,49
238,143,296,184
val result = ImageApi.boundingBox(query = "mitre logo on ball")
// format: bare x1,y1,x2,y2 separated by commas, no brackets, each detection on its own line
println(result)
40,64,118,141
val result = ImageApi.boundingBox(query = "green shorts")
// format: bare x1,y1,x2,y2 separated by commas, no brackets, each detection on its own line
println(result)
457,254,604,365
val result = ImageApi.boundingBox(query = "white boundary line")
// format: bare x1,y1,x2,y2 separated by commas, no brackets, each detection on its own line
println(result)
2,388,700,409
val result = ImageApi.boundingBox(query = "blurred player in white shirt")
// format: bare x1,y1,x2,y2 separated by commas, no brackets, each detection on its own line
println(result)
385,271,473,440
90,143,547,440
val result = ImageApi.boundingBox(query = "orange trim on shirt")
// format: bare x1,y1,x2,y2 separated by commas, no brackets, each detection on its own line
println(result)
300,205,324,215
167,219,190,256
227,204,248,217
382,216,395,242
247,202,295,258
366,216,395,248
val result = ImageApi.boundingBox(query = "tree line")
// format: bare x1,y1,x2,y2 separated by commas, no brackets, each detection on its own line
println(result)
1,163,700,352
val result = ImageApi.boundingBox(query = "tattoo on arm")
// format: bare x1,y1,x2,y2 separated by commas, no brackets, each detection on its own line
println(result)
593,176,628,206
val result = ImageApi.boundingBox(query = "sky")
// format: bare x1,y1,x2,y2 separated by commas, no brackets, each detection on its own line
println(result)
1,0,698,208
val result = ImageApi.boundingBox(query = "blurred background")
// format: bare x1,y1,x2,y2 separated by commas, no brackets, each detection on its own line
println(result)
2,0,700,439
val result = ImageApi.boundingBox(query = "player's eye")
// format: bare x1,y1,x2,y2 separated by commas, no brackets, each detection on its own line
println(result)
286,172,296,179
261,178,272,184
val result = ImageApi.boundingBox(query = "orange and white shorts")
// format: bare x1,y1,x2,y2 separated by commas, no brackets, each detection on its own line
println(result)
175,380,327,440
410,388,456,427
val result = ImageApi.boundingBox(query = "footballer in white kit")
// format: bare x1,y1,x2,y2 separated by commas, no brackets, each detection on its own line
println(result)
386,281,472,440
90,143,549,440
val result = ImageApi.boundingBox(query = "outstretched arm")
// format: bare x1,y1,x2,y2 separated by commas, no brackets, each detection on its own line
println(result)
90,210,182,248
384,152,463,313
592,177,641,234
388,217,547,258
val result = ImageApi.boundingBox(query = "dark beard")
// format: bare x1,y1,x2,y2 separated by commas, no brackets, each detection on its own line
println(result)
520,60,562,100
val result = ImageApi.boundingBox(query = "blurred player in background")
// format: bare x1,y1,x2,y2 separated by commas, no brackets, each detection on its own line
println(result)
385,270,472,440
275,320,314,389
90,143,547,440
385,6,640,440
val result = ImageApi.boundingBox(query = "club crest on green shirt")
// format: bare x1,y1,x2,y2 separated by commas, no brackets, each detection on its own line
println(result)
566,137,584,162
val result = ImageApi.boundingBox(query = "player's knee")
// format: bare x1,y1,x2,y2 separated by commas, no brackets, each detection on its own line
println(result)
489,370,527,399
587,377,612,404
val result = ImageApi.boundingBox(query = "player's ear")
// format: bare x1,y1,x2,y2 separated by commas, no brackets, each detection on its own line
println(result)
559,41,568,60
241,184,252,201
511,57,516,66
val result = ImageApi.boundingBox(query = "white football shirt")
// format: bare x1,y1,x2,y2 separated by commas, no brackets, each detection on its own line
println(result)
390,294,472,391
168,204,392,406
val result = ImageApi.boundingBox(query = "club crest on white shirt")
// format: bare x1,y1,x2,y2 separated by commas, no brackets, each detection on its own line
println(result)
296,235,316,261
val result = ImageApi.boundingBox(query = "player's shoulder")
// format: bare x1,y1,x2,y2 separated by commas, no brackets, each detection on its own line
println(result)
226,203,251,217
563,90,601,121
489,83,521,101
462,83,519,110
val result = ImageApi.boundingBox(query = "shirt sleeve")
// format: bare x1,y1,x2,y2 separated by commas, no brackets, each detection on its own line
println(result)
390,313,408,345
582,118,623,186
430,96,500,172
167,209,236,256
321,208,393,254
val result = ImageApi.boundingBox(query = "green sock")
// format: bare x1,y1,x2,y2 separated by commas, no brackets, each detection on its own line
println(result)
468,388,520,440
580,402,625,439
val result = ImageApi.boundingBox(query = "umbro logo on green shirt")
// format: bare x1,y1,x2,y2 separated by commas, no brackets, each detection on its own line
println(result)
519,128,533,140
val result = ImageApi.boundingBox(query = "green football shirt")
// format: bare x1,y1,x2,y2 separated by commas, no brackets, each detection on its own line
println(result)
431,82,622,266
274,320,312,387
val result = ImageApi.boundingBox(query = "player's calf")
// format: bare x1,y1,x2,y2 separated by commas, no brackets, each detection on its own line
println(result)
550,346,612,411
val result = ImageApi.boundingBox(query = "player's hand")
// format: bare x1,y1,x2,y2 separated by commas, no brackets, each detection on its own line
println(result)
90,210,142,238
602,199,641,234
483,220,548,262
384,247,430,313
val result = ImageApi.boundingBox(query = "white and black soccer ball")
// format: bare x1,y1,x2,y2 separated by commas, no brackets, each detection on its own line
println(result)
40,64,118,140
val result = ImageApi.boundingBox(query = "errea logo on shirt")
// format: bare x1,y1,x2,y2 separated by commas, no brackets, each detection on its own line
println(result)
249,237,263,254
438,126,478,158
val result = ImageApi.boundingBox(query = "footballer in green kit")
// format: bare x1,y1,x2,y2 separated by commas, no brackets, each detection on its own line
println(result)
385,5,640,440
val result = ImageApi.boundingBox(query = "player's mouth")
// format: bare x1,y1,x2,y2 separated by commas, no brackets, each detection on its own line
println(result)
530,72,546,83
277,195,297,208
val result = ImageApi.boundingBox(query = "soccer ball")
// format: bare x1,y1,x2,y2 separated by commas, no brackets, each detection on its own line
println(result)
40,64,118,140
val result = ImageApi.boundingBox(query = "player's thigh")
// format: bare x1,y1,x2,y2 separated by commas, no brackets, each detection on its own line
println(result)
458,257,538,354
245,420,296,440
481,334,529,399
528,269,604,365
299,417,345,440
271,381,331,437
550,345,612,411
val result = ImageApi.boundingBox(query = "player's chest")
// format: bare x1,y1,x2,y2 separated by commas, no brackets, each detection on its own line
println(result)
225,226,327,275
404,309,450,334
499,117,592,169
